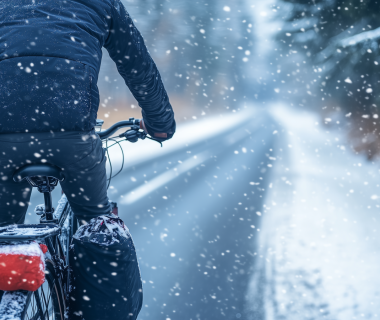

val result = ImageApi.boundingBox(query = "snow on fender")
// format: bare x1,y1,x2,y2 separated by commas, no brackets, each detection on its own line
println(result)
0,242,46,291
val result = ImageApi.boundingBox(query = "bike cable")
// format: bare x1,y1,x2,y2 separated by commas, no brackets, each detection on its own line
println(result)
103,129,163,189
104,137,125,190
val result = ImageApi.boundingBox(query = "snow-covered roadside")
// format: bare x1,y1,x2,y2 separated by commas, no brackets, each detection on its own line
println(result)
105,107,256,169
248,106,380,319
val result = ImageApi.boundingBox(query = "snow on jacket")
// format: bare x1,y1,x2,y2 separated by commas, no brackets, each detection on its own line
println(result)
0,0,175,139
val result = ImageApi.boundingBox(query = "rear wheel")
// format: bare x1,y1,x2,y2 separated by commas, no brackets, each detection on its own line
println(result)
22,259,65,320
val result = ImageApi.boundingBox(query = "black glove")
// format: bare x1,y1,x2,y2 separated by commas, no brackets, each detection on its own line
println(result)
120,126,147,143
124,128,139,143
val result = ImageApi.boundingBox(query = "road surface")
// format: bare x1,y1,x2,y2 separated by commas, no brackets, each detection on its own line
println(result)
26,106,380,319
27,108,276,319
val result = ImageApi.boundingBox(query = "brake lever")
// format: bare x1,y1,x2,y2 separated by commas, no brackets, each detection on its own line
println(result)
145,136,163,147
119,126,163,147
118,126,144,143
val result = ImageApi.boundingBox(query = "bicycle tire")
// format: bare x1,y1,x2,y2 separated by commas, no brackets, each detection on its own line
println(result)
22,258,65,320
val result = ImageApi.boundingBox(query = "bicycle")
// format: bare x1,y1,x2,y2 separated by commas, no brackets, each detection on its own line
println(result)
0,118,151,320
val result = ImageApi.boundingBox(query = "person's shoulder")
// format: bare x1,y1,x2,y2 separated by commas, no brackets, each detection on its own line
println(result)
102,0,115,6
92,0,124,16
78,0,114,12
78,0,112,6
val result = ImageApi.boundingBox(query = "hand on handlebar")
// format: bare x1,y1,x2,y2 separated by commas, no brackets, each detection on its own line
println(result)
140,119,168,139
119,122,163,147
140,119,147,132
119,126,146,143
98,117,163,147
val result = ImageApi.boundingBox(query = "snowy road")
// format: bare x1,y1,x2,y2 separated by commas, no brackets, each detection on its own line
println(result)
26,108,277,320
111,110,276,320
25,106,380,319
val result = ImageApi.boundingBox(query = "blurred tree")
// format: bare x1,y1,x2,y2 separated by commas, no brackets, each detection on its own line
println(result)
177,0,255,110
98,0,256,118
276,0,380,158
277,0,380,115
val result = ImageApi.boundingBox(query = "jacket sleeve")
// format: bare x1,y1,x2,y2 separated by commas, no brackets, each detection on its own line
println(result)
104,0,176,141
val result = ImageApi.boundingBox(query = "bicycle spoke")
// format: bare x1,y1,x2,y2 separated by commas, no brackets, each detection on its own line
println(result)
32,296,36,319
22,262,63,320
26,293,39,320
24,287,49,320
46,287,52,319
34,290,45,320
43,284,53,319
29,310,40,320
41,287,47,319
40,283,53,319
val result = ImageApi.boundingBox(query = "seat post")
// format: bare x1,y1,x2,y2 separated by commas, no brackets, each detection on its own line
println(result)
37,176,57,223
12,163,64,224
43,192,54,221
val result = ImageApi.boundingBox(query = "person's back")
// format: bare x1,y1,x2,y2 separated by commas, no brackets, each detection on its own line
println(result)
0,0,175,319
0,0,175,136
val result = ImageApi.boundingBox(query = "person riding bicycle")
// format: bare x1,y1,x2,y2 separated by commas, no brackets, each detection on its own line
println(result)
0,0,176,319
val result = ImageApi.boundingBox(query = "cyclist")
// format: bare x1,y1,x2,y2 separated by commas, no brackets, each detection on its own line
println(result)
0,0,175,319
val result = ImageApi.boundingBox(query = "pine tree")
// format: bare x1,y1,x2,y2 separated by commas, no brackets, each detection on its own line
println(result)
277,0,380,116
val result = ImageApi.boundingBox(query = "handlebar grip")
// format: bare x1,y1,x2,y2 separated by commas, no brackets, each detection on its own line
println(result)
98,118,141,140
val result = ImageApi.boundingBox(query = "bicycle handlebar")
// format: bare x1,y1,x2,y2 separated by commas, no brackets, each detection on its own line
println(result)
97,118,141,140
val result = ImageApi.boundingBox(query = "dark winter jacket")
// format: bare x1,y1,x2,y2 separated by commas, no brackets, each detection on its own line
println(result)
0,0,175,139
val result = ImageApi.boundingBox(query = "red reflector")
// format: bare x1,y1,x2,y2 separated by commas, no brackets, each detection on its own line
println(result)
0,242,45,291
39,244,48,254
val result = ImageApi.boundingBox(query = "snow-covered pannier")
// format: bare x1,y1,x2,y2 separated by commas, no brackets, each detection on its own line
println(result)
68,214,142,320
0,242,47,291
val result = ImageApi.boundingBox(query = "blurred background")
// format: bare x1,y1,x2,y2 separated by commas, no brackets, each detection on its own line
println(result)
28,0,380,319
100,0,380,159
97,0,257,125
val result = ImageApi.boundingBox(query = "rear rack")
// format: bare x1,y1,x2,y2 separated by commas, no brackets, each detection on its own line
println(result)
0,224,60,242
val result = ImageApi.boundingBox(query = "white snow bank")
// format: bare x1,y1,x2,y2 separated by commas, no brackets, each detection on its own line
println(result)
249,105,380,319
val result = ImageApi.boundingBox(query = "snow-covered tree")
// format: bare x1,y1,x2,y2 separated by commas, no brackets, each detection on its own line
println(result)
275,0,380,158
277,0,380,116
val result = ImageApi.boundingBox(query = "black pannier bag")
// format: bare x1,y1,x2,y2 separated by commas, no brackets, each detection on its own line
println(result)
68,214,143,320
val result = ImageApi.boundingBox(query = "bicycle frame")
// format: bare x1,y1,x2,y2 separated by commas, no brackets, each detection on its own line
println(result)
0,117,144,319
0,193,76,319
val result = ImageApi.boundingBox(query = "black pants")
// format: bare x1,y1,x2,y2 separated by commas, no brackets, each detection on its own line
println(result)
0,130,111,225
0,131,142,319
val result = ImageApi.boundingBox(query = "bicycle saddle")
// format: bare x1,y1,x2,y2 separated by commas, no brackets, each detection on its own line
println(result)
13,164,64,183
